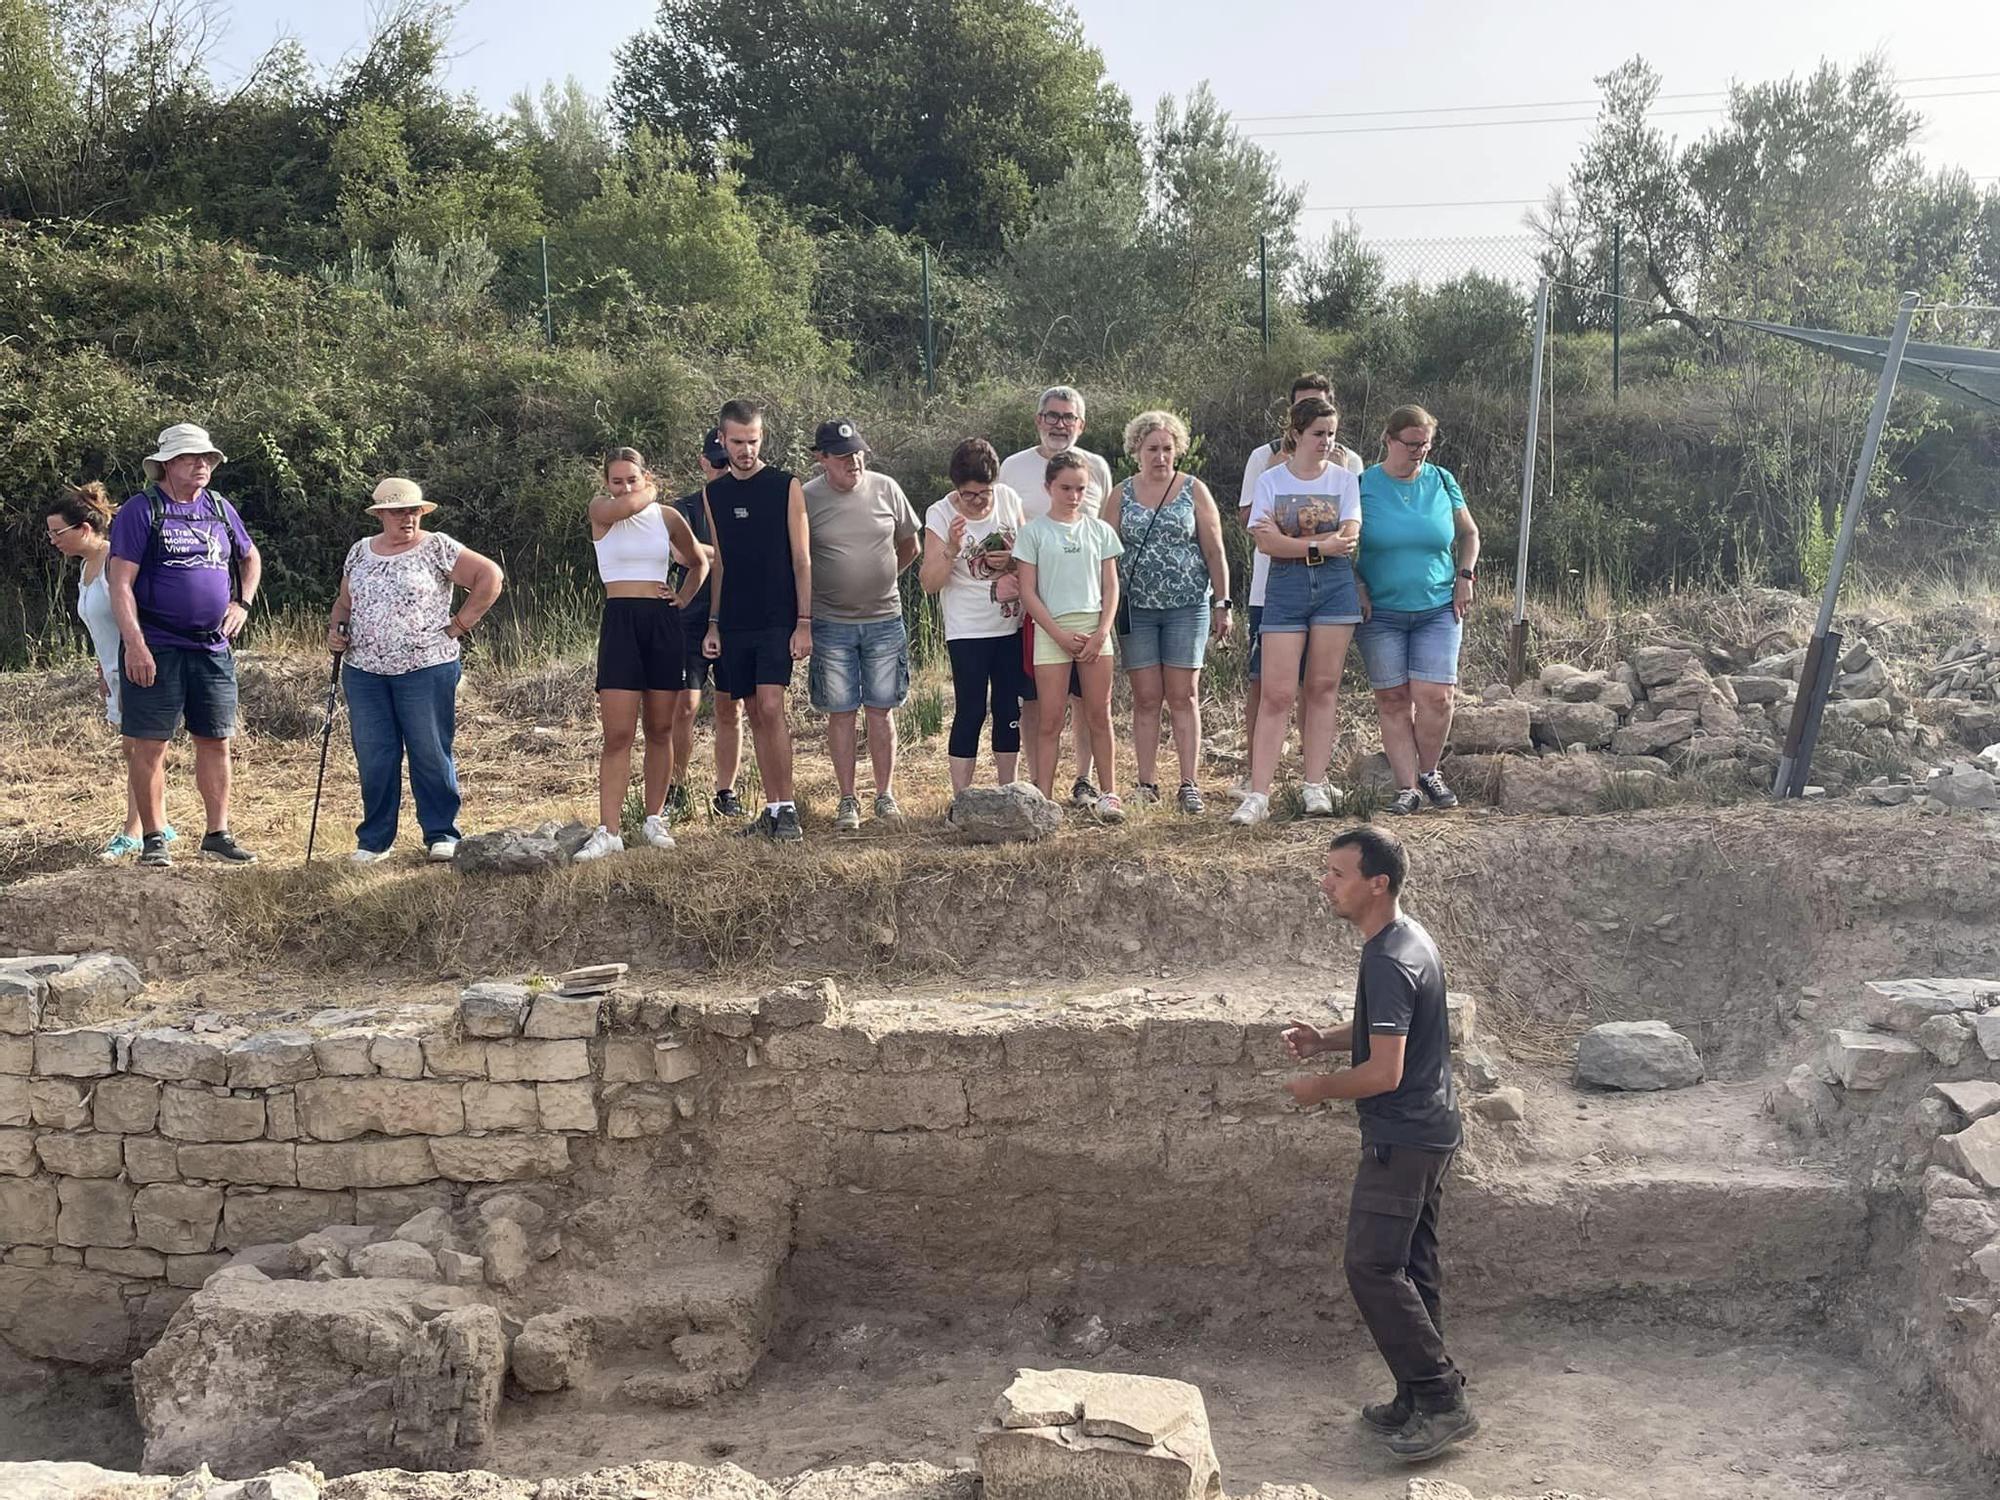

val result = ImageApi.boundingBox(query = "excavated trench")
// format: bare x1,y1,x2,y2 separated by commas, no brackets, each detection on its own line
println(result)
2,802,1999,1499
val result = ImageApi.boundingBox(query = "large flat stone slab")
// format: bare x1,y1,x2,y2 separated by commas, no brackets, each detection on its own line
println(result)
980,1368,1220,1500
1824,1028,1923,1090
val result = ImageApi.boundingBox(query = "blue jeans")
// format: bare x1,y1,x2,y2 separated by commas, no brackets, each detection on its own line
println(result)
343,660,463,852
1120,601,1212,671
1263,556,1363,632
809,616,910,712
1356,604,1464,688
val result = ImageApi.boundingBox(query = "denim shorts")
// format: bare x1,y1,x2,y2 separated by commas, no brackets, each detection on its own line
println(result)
1120,601,1211,671
120,644,238,741
1356,603,1464,688
809,616,910,713
1261,557,1363,633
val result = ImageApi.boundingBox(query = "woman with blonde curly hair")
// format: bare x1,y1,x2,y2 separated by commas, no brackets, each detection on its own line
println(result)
1103,410,1231,813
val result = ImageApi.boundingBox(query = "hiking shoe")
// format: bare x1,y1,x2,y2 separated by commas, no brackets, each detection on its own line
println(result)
712,788,746,819
772,804,804,843
873,792,903,821
1388,788,1424,816
1178,782,1205,815
833,796,862,832
348,848,393,866
139,833,171,868
199,831,258,864
641,815,675,850
1301,780,1338,817
1070,777,1098,807
98,833,142,861
574,825,625,861
1228,791,1271,826
1133,782,1161,806
1387,1403,1481,1463
1360,1388,1415,1434
1418,769,1459,809
1094,793,1126,823
427,839,459,861
665,783,692,821
736,809,776,839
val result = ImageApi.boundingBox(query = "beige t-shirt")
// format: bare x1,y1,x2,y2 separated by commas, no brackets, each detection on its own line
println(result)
998,445,1114,523
803,469,922,623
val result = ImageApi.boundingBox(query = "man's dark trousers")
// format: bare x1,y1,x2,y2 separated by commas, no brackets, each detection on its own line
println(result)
1344,1141,1462,1408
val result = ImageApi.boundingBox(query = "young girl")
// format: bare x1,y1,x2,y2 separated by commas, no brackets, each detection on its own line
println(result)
44,484,168,859
1014,451,1126,821
577,447,709,861
921,438,1030,794
1234,395,1363,827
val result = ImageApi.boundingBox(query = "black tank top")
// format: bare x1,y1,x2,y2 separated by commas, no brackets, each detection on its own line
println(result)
706,466,797,630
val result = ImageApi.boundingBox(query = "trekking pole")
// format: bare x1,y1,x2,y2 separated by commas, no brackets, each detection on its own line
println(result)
305,647,343,864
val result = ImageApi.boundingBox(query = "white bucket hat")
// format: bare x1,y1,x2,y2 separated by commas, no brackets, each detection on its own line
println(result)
366,477,436,515
142,423,226,483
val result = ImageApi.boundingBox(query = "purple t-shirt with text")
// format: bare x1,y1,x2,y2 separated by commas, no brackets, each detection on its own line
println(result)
109,489,254,653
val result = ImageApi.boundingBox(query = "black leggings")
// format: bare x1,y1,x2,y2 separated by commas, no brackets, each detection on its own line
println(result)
947,635,1025,759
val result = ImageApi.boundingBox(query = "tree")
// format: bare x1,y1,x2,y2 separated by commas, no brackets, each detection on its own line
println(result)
1001,143,1154,369
611,0,1133,250
1295,217,1385,332
508,79,614,222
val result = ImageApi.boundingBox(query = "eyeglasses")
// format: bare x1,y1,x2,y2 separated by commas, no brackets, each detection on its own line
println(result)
1391,433,1438,452
1038,411,1081,426
956,487,995,505
45,522,80,544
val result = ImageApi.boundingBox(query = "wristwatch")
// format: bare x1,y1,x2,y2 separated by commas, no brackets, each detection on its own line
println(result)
1458,568,1477,581
1214,598,1234,610
1306,542,1324,566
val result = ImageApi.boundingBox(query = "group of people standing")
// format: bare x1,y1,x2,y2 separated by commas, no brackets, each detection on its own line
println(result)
44,377,1480,860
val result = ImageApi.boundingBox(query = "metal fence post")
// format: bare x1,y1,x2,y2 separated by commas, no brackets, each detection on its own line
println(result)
1508,277,1552,685
1611,222,1622,402
1258,234,1270,351
540,236,554,345
921,245,936,398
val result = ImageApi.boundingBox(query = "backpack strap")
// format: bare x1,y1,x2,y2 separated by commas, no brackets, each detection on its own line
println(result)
142,485,244,604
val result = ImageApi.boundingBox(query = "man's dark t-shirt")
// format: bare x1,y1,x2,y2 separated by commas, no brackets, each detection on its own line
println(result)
705,466,796,631
1351,915,1462,1150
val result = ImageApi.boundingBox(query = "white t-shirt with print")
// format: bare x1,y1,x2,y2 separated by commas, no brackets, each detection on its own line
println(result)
998,445,1114,523
1248,462,1362,575
1240,442,1364,605
925,485,1028,640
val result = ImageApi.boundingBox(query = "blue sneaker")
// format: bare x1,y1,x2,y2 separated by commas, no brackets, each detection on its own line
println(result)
98,833,142,861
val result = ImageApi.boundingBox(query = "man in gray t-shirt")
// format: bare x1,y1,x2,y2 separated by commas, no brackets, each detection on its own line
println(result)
1281,826,1476,1465
802,418,921,831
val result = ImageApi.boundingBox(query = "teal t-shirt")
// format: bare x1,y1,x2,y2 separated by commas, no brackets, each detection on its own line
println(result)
1015,513,1124,619
1356,463,1466,613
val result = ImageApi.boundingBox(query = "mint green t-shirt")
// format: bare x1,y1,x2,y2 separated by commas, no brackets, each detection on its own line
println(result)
1015,513,1125,619
1356,463,1466,613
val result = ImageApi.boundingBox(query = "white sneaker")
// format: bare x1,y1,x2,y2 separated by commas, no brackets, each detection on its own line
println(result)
348,848,392,865
427,840,458,862
1301,781,1336,817
1229,792,1271,827
573,826,625,861
1227,777,1253,801
641,815,675,850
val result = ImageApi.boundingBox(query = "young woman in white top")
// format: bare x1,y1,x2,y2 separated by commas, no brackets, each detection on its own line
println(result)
919,438,1029,794
1233,396,1363,826
578,446,709,861
44,482,160,859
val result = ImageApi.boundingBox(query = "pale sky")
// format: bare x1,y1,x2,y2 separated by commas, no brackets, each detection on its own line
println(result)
205,0,2000,243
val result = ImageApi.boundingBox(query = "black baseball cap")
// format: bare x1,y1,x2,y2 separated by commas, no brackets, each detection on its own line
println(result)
812,418,869,457
701,427,728,468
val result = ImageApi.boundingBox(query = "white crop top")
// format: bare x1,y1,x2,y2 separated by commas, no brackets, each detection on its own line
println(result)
593,504,674,584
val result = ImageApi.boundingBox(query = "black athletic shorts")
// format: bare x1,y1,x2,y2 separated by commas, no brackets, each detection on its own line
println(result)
714,625,794,699
680,617,715,692
596,598,685,693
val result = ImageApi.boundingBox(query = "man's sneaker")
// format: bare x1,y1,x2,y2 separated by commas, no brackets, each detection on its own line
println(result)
138,833,171,868
1070,777,1098,808
772,804,804,843
712,788,746,819
1132,782,1161,806
665,783,693,821
873,792,903,821
1301,780,1338,817
1360,1388,1415,1434
641,815,675,850
1178,782,1205,815
1228,791,1271,827
1387,1403,1480,1463
98,833,142,861
427,839,459,862
833,796,862,832
1388,788,1424,816
199,831,258,864
348,848,392,866
736,809,777,839
573,825,625,861
1094,793,1126,823
1418,769,1460,809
